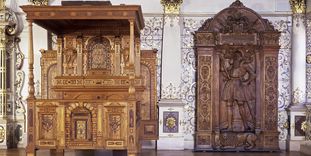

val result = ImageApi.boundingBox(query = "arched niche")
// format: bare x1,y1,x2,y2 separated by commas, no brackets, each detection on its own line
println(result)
194,0,280,151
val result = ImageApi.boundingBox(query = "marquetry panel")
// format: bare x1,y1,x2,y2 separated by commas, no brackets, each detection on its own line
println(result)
104,102,127,149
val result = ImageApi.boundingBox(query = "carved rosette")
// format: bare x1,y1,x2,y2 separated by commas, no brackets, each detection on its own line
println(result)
197,55,211,131
163,111,179,133
264,56,278,131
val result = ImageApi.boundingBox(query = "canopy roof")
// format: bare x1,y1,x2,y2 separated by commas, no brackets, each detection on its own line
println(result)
21,2,144,36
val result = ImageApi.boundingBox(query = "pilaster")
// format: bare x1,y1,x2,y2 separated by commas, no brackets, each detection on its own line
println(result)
289,0,307,151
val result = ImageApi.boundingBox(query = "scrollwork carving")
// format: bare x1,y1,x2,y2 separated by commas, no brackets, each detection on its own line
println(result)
197,56,212,131
265,56,278,131
5,9,23,36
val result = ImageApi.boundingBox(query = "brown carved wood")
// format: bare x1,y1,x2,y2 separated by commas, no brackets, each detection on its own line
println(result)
194,0,280,151
22,2,157,156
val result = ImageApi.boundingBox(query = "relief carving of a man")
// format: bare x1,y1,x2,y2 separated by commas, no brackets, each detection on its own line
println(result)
220,50,256,131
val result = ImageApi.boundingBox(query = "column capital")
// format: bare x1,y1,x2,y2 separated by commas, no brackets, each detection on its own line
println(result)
290,0,306,14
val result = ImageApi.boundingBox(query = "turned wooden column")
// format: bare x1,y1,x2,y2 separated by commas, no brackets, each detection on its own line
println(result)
27,20,35,100
135,37,141,76
26,20,36,156
129,20,135,67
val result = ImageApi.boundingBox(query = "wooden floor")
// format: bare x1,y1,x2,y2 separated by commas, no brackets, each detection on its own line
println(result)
0,149,308,156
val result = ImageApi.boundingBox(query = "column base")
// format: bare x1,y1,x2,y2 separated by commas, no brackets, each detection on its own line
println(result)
301,141,311,155
288,140,303,151
158,99,185,150
158,137,184,150
279,140,286,150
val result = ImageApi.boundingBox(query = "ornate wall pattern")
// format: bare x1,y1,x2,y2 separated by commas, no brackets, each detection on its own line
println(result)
306,14,311,100
271,19,292,141
140,16,164,99
181,18,205,135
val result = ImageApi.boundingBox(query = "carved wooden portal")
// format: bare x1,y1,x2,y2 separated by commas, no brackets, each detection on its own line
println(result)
194,1,280,151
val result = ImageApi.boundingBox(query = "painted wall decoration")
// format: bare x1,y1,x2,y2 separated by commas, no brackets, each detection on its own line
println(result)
140,16,164,99
306,15,311,100
163,111,179,133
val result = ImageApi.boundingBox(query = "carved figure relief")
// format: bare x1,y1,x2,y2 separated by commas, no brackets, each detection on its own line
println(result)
219,48,256,132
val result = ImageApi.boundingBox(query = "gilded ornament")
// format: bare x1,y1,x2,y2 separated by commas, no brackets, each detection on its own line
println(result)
292,88,303,105
307,54,311,64
160,0,183,14
165,117,176,129
290,0,305,14
0,126,5,143
29,0,48,6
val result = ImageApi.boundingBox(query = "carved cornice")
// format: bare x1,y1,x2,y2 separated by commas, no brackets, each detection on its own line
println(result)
160,0,183,14
290,0,306,14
